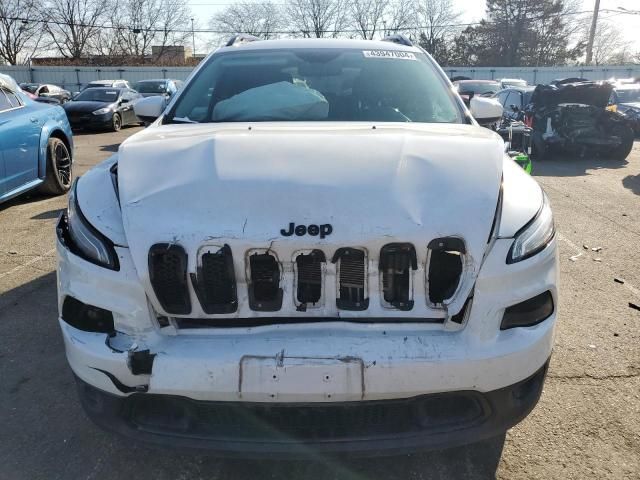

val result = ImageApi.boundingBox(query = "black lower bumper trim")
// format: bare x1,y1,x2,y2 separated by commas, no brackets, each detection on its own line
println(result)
76,360,549,457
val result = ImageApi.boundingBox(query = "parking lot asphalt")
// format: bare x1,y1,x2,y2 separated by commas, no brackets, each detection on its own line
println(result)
0,128,638,480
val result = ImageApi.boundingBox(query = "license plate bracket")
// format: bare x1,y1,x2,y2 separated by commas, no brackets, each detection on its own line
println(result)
238,354,364,402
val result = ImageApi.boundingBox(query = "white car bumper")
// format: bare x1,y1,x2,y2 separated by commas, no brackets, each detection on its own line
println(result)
57,227,558,453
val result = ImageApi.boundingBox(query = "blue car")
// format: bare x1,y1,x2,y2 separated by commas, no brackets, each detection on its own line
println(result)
0,73,73,204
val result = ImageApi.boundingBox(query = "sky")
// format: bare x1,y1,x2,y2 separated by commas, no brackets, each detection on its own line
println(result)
185,0,640,53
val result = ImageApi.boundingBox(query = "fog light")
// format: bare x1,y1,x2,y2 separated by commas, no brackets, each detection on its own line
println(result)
500,291,554,330
62,296,114,333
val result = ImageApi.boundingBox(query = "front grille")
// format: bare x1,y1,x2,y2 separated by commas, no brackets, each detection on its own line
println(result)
427,237,465,305
248,252,283,311
379,244,417,311
191,245,237,314
127,391,487,441
295,250,325,308
334,248,368,310
148,244,191,315
148,241,468,319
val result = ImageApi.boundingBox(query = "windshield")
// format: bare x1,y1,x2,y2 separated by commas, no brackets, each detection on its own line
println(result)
457,82,502,95
74,89,121,102
617,88,640,103
456,81,501,95
21,84,39,93
167,48,463,124
134,81,167,94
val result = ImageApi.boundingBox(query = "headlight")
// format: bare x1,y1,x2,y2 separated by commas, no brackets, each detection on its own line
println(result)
67,180,119,270
507,191,555,264
92,107,111,115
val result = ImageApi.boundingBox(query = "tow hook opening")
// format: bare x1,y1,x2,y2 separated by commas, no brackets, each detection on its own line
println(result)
427,238,465,306
128,349,156,375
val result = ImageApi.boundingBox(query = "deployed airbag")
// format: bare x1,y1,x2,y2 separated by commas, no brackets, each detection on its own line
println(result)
212,82,329,121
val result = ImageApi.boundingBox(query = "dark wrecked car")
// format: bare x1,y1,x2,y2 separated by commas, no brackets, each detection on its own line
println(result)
525,82,634,160
610,84,640,136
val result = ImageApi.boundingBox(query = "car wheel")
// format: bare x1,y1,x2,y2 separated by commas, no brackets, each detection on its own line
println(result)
608,126,634,160
531,131,548,161
37,137,73,196
112,113,122,132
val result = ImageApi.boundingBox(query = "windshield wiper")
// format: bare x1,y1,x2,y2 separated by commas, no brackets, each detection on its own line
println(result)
170,116,198,124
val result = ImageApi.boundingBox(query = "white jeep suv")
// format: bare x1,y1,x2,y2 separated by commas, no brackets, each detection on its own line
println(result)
56,36,558,455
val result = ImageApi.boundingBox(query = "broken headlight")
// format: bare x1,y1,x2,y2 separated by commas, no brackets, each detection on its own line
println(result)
66,180,119,270
507,192,555,264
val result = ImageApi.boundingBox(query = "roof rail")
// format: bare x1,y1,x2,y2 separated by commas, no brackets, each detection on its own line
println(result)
225,34,260,47
381,34,413,47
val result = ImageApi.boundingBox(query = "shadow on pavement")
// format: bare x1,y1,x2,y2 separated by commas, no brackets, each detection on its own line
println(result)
533,153,629,178
0,192,53,213
31,208,64,220
0,271,505,480
100,143,120,153
622,174,640,195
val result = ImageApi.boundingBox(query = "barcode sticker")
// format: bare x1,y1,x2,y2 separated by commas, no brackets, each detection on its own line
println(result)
363,50,416,60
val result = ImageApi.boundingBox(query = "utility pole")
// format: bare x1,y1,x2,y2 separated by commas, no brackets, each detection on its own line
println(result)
585,0,600,65
191,18,196,58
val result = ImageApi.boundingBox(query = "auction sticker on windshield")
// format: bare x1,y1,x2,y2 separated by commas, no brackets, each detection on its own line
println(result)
362,50,416,60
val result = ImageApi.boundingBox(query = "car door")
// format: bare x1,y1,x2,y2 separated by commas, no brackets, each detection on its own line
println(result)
504,91,522,121
0,89,40,194
119,90,137,124
48,85,63,102
495,90,510,122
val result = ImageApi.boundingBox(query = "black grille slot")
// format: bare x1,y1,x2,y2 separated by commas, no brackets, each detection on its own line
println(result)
380,243,417,311
295,250,325,308
427,237,465,305
148,244,191,315
333,248,368,311
248,252,283,311
191,245,238,314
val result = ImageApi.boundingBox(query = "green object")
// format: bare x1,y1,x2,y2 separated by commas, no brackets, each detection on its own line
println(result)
514,153,532,174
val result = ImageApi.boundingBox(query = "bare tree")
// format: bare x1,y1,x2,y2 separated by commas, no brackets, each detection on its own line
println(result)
349,0,388,39
415,0,460,47
383,0,416,35
286,0,349,38
45,0,111,59
115,0,191,60
0,0,46,64
587,20,631,65
210,1,283,41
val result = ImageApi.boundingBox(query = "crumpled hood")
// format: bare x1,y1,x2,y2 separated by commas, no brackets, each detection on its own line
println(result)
532,82,613,109
117,123,504,314
64,100,113,113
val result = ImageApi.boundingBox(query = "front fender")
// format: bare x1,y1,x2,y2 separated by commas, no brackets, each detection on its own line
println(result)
76,155,127,246
37,106,74,178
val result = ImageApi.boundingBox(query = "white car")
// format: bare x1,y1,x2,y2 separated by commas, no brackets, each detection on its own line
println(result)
56,35,558,455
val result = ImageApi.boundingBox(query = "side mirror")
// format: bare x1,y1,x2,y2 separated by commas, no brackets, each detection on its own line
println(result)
120,98,129,104
470,96,503,126
510,104,520,112
134,95,165,123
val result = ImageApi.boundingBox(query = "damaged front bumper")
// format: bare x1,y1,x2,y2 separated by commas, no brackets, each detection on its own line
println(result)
74,361,549,456
57,224,558,454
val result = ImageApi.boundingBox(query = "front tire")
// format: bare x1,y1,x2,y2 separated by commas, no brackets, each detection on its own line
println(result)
111,113,122,132
37,137,72,196
531,131,548,161
608,126,634,160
